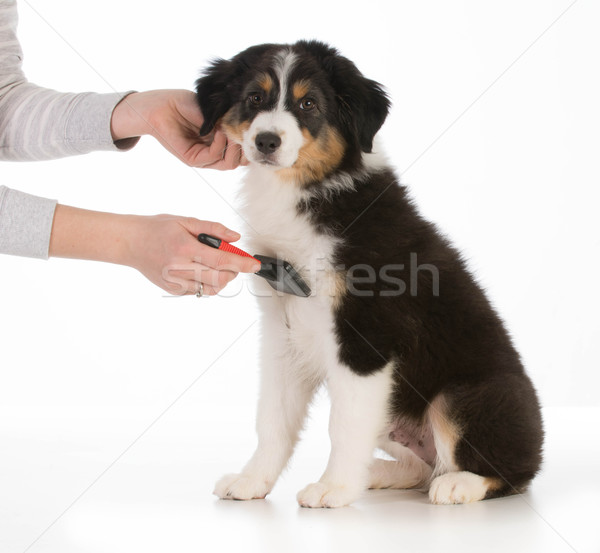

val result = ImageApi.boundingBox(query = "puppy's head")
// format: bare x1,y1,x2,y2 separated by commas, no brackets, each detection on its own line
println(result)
196,40,390,185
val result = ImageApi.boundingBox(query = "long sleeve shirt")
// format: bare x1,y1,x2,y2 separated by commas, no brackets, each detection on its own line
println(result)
0,0,137,259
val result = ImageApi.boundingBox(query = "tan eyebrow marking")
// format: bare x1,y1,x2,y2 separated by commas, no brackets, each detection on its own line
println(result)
258,73,274,94
293,80,311,100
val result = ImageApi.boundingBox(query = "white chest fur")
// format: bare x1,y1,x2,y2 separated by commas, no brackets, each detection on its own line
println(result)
240,166,342,380
240,166,340,297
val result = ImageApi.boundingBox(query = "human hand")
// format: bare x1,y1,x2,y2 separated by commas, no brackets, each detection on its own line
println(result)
49,205,260,295
125,215,260,295
110,90,245,169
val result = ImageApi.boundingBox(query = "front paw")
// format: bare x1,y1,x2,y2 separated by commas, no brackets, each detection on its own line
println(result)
297,482,361,508
213,473,272,501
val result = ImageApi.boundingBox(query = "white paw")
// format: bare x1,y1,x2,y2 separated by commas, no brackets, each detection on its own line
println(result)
297,482,361,508
429,471,488,505
213,473,272,501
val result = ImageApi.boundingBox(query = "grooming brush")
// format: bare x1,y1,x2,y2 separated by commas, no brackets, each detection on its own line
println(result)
197,234,311,298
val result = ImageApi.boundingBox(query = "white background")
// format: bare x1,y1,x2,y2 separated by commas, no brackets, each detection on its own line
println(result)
1,1,599,552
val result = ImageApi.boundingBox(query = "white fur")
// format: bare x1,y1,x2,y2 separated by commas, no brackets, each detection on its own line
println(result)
243,110,305,169
362,140,391,172
240,164,341,295
273,49,297,111
429,471,489,505
297,363,394,508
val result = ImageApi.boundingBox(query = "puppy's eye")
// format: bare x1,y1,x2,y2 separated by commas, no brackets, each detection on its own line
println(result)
300,98,316,111
249,94,263,106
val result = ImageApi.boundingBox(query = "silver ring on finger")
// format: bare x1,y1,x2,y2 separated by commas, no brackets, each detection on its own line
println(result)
195,282,204,298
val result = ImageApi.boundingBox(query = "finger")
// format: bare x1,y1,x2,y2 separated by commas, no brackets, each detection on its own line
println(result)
162,264,238,295
221,141,243,170
203,146,239,170
177,219,260,273
205,131,228,163
184,134,226,168
167,265,238,289
169,279,220,296
193,245,261,274
182,218,241,242
197,131,227,169
178,90,206,128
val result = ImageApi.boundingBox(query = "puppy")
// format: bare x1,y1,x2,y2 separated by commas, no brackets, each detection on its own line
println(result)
195,40,543,508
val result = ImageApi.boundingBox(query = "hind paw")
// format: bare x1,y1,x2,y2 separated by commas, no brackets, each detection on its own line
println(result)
429,471,488,505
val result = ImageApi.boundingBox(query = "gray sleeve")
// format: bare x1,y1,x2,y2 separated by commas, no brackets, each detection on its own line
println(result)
0,84,139,161
0,0,139,161
0,0,139,259
0,185,57,259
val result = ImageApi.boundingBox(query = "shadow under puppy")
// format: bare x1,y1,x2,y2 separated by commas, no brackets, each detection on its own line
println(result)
195,40,543,508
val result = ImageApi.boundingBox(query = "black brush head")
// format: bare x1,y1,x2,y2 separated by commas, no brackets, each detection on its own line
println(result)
254,255,311,298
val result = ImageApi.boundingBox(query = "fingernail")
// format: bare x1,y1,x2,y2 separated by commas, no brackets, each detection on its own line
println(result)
226,230,241,240
251,263,261,273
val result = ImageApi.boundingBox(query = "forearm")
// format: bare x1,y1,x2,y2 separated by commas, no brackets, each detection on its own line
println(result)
48,205,261,296
48,204,136,266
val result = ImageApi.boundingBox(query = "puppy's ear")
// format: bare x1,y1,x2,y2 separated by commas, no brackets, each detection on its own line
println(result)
333,61,390,153
195,58,241,137
196,44,278,137
343,77,390,153
298,41,390,153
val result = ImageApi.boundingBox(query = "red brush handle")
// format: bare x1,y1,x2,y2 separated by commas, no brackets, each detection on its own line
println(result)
197,233,259,262
218,240,257,259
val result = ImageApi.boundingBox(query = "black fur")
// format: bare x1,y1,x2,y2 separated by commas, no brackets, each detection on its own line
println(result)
301,170,543,493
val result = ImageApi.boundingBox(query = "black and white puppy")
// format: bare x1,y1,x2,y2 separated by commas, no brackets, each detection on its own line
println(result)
196,40,543,508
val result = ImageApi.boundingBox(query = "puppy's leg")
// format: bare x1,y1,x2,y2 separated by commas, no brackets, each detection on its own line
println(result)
369,442,432,490
214,339,317,501
297,363,392,508
427,380,543,505
426,394,499,504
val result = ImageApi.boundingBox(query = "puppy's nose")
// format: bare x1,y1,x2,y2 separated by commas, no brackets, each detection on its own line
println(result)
255,132,282,154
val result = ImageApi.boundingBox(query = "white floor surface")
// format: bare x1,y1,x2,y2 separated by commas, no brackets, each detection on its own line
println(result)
1,404,598,553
